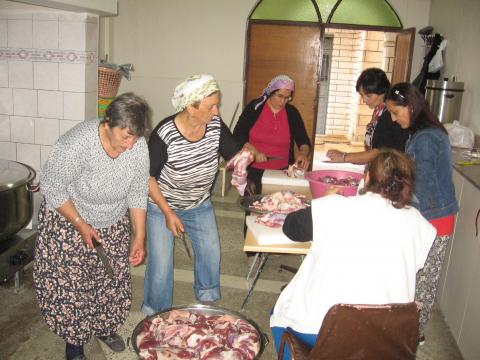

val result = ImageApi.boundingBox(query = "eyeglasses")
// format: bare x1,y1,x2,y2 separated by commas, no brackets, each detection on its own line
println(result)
274,93,292,102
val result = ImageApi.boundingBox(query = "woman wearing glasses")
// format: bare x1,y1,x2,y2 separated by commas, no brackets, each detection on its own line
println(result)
233,75,311,194
386,82,458,344
327,68,409,164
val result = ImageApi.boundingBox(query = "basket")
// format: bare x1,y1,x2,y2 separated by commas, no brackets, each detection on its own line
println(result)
305,170,363,198
98,66,122,98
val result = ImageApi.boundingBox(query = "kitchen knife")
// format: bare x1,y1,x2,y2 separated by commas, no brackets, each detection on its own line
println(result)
92,238,114,278
177,233,192,259
267,156,284,161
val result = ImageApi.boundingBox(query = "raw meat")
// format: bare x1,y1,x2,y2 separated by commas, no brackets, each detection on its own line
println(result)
319,175,359,186
283,164,304,178
226,150,255,196
137,309,261,360
249,191,308,214
255,213,287,228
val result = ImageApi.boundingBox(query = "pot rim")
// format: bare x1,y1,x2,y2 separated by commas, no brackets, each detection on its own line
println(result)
0,160,36,192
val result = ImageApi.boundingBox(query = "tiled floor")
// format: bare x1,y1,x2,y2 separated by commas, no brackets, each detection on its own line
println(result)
0,188,464,359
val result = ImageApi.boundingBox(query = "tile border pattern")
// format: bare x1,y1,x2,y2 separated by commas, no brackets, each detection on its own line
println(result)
0,47,97,64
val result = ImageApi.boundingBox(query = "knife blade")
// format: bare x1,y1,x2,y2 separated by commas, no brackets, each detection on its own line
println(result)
267,156,284,161
92,238,114,278
177,233,192,259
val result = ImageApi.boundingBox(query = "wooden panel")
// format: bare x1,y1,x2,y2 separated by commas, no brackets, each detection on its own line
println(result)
245,23,321,146
391,28,415,85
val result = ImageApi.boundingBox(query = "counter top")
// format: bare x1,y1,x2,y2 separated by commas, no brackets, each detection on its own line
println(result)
451,148,480,190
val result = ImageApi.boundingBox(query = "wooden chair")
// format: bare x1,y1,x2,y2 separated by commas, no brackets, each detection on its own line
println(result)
277,302,419,360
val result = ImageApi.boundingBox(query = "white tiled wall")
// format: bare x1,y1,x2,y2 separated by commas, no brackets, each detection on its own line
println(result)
0,9,98,174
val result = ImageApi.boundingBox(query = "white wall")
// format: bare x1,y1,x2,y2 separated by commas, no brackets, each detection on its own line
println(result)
429,0,480,135
103,0,431,129
102,0,257,128
0,0,98,173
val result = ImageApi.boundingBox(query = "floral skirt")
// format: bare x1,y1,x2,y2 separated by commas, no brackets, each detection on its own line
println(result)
33,202,132,345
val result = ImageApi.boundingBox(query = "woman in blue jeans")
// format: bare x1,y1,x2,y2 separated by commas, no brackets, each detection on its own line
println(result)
386,82,458,343
142,75,259,314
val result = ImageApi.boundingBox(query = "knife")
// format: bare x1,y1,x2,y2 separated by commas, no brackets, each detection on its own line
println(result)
177,233,192,259
267,156,284,161
92,238,114,278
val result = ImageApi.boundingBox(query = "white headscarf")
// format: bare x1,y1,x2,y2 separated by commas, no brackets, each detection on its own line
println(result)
171,74,220,112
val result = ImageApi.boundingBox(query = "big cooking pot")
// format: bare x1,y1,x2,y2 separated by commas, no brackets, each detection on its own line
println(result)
130,304,268,359
0,159,36,242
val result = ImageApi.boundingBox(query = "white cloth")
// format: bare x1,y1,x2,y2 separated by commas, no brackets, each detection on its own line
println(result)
171,74,220,112
270,192,436,334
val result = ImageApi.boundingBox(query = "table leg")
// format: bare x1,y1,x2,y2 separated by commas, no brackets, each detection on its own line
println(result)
246,253,260,281
241,253,269,310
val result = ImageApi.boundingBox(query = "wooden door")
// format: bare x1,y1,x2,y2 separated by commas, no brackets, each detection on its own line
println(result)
245,23,321,146
391,28,415,84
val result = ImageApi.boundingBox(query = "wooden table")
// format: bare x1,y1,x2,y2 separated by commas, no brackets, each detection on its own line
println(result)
241,228,310,309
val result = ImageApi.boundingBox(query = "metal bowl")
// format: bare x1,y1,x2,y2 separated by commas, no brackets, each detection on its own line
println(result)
131,304,268,359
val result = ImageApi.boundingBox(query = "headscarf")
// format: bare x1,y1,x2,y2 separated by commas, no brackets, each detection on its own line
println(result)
254,74,295,110
171,74,220,112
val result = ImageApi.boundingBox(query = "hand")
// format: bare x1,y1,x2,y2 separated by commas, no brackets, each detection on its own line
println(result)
255,152,267,163
165,211,184,237
129,237,146,266
295,153,310,170
326,149,345,163
76,221,101,249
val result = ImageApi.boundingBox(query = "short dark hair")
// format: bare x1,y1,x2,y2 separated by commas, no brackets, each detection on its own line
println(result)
101,92,151,137
386,82,447,134
364,148,414,209
356,68,390,96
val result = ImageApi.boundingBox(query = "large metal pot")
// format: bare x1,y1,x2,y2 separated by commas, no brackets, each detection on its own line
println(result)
130,304,268,359
0,159,36,242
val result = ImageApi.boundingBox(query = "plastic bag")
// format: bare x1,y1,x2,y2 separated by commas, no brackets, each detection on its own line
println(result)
445,121,474,149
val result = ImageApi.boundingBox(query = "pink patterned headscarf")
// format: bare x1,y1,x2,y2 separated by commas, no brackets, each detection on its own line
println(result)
254,75,295,110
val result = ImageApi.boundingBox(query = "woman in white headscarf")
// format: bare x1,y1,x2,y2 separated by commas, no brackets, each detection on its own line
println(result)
142,75,259,314
233,75,311,193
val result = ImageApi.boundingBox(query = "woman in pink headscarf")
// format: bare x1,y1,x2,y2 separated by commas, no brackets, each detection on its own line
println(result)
233,75,311,193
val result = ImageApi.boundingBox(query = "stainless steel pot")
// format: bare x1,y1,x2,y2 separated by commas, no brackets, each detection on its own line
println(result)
130,304,268,359
0,159,36,242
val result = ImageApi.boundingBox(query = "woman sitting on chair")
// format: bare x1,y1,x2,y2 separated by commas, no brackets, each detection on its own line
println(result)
270,149,436,359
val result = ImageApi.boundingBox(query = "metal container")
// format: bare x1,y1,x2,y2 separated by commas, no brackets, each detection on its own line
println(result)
0,159,36,242
425,79,464,123
130,304,268,359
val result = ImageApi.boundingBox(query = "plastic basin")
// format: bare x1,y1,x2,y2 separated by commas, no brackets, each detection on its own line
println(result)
305,169,364,198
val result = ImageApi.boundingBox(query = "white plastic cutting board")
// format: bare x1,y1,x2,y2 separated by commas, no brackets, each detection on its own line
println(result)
262,169,309,187
246,215,301,245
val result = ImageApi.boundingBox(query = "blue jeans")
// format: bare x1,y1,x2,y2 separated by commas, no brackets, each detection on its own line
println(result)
142,200,221,315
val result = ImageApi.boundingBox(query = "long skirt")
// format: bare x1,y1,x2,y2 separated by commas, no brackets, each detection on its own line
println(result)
415,234,451,338
33,202,132,345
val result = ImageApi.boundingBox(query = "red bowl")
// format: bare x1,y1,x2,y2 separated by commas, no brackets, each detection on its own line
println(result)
305,169,363,198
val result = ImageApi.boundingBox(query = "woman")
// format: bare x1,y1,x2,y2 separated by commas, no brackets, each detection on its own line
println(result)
233,74,311,193
142,74,257,314
270,149,436,359
327,68,409,164
34,93,151,360
386,82,459,343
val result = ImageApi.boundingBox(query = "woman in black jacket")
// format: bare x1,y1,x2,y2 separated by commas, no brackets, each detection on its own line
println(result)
233,75,311,193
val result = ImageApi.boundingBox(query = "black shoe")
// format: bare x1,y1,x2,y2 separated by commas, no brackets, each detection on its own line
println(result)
98,333,125,352
71,356,87,360
418,335,426,346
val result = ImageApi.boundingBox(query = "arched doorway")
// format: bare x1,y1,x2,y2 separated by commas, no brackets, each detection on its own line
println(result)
244,0,413,160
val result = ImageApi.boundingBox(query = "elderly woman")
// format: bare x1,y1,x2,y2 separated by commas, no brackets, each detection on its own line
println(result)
142,74,255,314
34,93,150,360
233,74,311,193
327,68,409,164
386,82,458,344
270,149,436,359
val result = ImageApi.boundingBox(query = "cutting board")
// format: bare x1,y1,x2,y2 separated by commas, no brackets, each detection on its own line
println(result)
262,169,309,187
246,215,301,245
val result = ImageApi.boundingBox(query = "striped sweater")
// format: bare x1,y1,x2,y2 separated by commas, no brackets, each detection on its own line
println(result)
148,115,240,209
